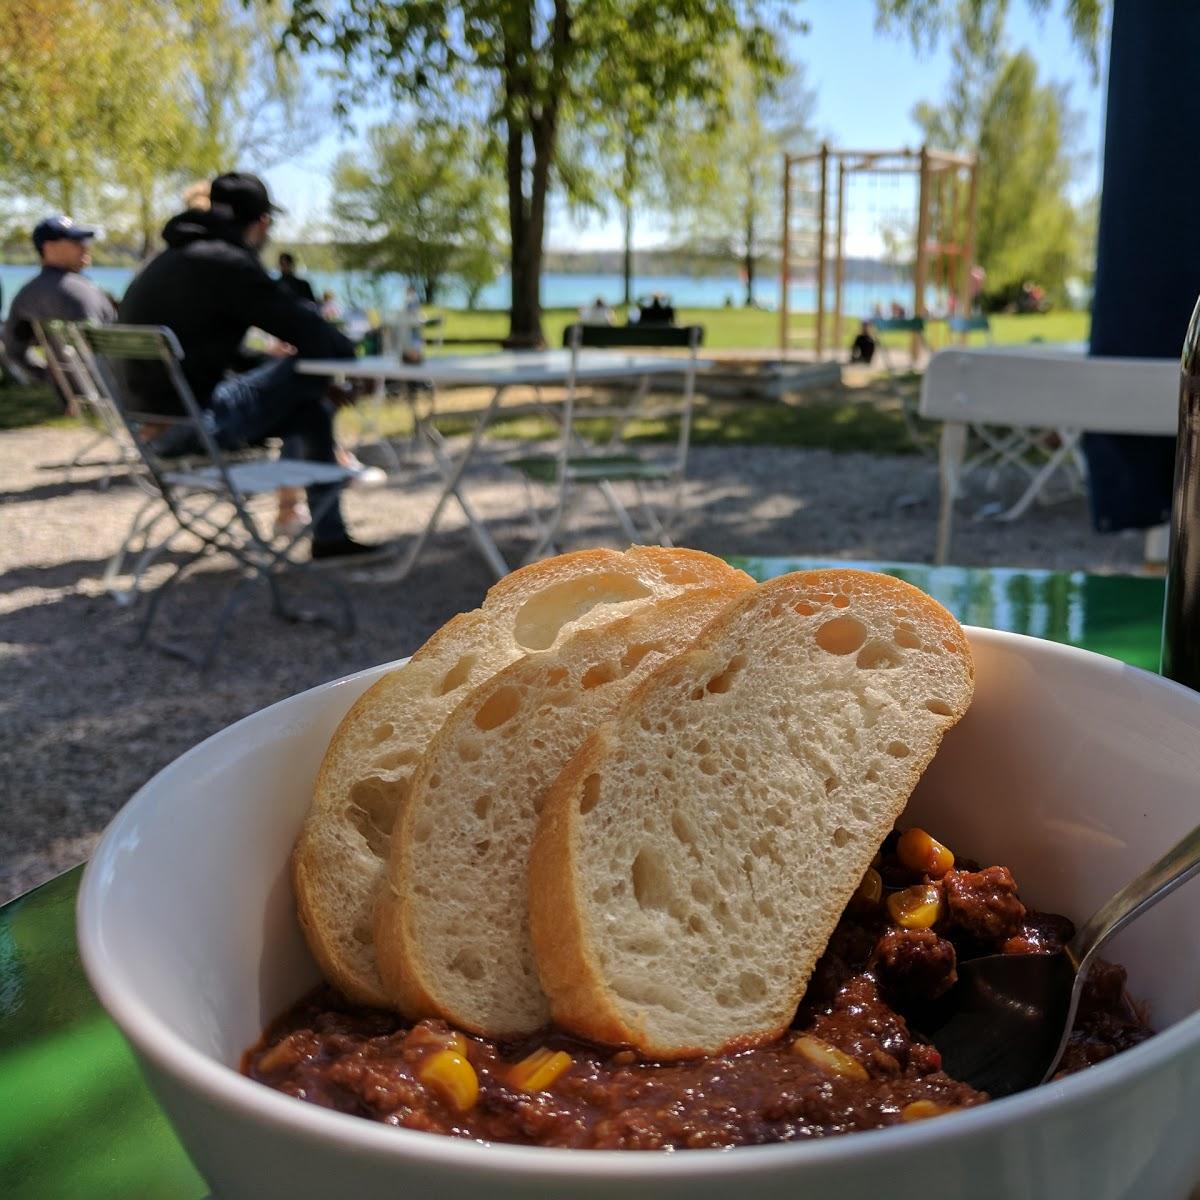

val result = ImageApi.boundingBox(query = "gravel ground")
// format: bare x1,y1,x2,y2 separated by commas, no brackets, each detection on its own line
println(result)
0,422,1147,902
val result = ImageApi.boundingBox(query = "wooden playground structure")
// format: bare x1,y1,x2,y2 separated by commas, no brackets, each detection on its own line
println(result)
779,144,979,357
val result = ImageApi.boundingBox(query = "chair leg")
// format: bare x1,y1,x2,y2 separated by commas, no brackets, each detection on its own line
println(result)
135,543,212,649
631,480,673,547
997,431,1082,521
597,479,643,545
103,495,161,602
935,422,967,565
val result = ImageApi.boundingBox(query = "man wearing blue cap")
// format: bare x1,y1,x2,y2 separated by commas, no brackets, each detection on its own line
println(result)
3,215,115,381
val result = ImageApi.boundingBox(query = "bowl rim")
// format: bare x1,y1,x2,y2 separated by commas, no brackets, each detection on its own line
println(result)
77,627,1200,1177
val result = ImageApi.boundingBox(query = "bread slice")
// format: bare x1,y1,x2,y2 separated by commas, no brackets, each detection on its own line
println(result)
293,547,751,1006
374,580,754,1035
528,569,975,1058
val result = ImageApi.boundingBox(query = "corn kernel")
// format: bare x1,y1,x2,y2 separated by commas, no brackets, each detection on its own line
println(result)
854,867,883,905
900,1099,948,1122
887,883,944,929
418,1049,479,1112
509,1046,573,1092
791,1035,869,1081
896,828,955,878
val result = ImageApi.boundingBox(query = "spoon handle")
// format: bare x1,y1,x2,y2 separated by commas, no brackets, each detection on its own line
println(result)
1070,822,1200,966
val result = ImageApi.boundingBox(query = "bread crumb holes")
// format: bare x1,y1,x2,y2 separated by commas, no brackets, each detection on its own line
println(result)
815,615,868,655
474,685,521,730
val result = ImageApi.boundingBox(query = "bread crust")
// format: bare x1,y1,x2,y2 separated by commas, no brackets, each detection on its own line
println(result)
292,547,750,1007
529,569,975,1057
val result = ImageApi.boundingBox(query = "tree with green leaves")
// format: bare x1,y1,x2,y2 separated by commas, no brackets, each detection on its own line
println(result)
330,121,505,305
285,0,791,346
0,1,315,256
660,49,815,307
912,15,1085,307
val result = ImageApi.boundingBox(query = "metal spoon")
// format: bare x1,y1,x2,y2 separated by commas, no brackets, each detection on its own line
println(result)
918,822,1200,1098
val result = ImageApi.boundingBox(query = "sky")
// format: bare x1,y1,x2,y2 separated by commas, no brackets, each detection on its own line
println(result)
262,0,1107,253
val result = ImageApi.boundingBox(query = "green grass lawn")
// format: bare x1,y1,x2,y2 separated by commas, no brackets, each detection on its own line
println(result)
426,306,1089,353
0,307,1086,456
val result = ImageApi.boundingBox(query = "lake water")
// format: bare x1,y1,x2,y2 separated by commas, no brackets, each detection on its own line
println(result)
0,263,922,319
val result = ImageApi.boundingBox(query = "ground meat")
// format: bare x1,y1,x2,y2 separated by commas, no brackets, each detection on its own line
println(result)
944,866,1027,944
246,985,986,1147
246,836,1153,1149
1000,911,1076,955
872,928,959,1004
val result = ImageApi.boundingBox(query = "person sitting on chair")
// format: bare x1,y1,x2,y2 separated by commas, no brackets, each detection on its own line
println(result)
3,215,115,398
276,252,317,304
579,296,614,326
850,320,877,364
638,293,675,325
119,172,384,564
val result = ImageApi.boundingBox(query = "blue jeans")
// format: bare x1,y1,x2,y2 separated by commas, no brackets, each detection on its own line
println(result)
208,357,347,540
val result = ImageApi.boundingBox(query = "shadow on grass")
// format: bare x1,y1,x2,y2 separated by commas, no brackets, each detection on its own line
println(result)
0,383,68,430
425,397,917,456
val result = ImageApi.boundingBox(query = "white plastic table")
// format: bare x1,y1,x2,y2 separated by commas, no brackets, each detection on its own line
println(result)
296,350,711,580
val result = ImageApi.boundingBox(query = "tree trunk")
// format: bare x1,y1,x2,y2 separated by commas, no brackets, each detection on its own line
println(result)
622,137,635,308
138,186,155,260
623,200,634,309
743,173,756,308
501,0,568,349
505,120,543,349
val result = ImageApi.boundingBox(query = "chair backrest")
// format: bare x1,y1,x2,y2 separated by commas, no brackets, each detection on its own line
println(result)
562,323,704,350
946,315,991,336
70,323,243,504
870,316,926,334
35,320,134,458
919,347,1178,433
556,322,703,478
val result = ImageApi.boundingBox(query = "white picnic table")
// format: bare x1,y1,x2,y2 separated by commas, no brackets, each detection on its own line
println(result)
919,344,1178,562
296,349,712,580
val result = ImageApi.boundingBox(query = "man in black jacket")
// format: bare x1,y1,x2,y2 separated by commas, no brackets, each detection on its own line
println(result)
119,172,379,562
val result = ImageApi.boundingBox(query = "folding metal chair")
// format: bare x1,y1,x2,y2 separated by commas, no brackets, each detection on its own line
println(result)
33,319,132,487
870,316,936,451
507,323,702,560
35,319,189,603
71,323,357,669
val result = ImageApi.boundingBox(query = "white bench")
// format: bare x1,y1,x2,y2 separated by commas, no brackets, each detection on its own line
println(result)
919,346,1178,563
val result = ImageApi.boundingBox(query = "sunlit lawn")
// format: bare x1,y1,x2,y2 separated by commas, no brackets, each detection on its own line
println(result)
1,307,1084,455
427,306,1089,352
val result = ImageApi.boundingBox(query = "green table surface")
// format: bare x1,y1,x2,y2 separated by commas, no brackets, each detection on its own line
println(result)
0,560,1167,1200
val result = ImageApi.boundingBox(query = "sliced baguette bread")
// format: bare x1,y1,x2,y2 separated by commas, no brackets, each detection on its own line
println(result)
528,569,975,1058
293,547,750,1006
374,580,754,1035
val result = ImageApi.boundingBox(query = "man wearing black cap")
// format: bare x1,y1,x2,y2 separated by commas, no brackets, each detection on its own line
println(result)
3,215,115,381
119,172,380,563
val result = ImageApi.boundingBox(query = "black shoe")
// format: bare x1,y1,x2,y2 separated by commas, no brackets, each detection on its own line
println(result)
310,536,393,565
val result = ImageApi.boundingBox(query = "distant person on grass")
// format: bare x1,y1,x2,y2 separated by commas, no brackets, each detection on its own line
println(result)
3,216,115,398
638,293,675,325
119,171,385,564
580,296,614,326
277,252,317,305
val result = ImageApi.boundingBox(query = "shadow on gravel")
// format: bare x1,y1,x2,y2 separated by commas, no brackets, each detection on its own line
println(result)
0,530,512,903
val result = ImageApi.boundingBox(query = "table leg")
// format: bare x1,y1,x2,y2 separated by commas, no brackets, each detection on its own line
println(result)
368,384,512,582
997,429,1082,522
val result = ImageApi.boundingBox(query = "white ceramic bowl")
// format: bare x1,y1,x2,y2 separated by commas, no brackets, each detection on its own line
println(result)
78,630,1200,1200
